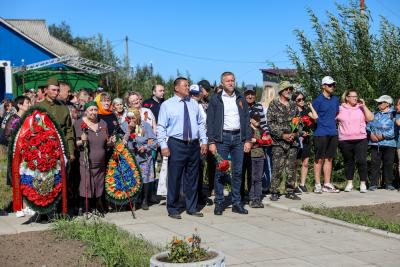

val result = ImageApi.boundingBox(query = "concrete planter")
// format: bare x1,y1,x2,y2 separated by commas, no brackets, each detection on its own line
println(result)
150,249,225,267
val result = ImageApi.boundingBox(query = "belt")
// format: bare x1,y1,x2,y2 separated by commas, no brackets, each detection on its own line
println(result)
170,137,199,145
223,129,240,134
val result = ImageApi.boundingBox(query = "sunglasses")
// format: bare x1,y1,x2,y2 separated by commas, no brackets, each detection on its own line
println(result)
296,98,304,102
324,84,336,88
284,87,294,92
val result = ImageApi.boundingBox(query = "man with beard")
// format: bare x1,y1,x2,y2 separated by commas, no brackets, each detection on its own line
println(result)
267,81,300,201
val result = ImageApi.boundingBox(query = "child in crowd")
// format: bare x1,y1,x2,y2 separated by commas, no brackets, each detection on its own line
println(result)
124,109,157,210
249,114,270,208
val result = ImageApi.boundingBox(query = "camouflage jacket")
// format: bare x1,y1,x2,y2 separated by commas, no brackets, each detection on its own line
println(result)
267,98,299,150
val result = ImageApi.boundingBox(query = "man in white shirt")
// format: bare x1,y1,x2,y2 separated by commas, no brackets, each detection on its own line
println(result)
207,72,252,215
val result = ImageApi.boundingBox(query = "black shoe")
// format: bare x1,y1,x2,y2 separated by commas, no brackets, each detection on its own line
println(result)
249,200,258,208
256,200,264,208
205,198,213,206
298,185,308,193
214,204,224,215
149,195,160,204
285,191,301,200
0,209,8,216
293,187,302,195
232,205,248,214
270,193,279,201
142,200,149,210
168,213,182,219
186,211,204,217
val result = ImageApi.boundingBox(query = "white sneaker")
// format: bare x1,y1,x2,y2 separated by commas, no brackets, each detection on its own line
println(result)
16,210,25,218
344,182,353,192
23,207,35,216
314,184,322,194
360,182,367,193
323,183,340,193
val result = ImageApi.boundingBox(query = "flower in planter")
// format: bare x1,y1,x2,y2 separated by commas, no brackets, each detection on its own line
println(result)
167,232,207,263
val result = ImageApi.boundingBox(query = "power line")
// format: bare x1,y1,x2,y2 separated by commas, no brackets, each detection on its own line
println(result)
128,38,289,64
374,0,400,18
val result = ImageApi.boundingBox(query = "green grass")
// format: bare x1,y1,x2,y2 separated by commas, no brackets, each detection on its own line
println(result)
52,218,162,267
302,204,400,234
0,146,12,210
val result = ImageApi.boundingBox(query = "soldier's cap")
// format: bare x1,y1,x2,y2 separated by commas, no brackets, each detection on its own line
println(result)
198,80,213,92
46,77,59,87
278,81,294,93
244,84,256,94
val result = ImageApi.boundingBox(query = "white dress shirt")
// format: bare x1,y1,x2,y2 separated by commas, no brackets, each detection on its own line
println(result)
221,90,240,130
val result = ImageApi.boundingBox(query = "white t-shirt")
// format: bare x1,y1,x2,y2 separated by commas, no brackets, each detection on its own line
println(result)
221,90,240,130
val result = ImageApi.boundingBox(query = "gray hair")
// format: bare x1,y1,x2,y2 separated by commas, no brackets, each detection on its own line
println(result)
100,92,111,102
112,98,123,105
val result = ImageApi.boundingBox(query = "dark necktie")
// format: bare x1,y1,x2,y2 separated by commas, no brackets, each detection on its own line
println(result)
182,99,192,141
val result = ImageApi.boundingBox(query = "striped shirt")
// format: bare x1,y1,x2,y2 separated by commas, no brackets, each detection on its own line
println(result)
249,102,269,133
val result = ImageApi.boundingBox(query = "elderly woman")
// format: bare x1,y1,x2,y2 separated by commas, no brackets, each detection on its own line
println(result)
124,91,157,133
113,98,127,126
337,90,374,193
367,95,396,191
95,92,121,136
125,108,157,210
74,101,115,214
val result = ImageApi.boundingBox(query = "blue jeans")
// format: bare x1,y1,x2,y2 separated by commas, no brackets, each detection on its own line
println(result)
215,131,244,206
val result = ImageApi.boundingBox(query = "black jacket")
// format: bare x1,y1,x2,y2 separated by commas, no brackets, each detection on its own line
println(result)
206,89,252,143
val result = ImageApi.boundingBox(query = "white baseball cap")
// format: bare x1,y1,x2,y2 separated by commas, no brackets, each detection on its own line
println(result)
321,76,336,85
189,84,201,95
374,95,393,104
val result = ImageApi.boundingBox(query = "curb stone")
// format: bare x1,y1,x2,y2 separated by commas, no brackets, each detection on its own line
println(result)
265,202,400,241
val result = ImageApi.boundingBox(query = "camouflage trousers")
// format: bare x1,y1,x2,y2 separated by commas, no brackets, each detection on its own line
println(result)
270,146,298,194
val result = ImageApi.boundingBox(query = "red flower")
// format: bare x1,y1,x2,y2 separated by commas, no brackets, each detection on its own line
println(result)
301,116,313,127
33,124,44,133
29,136,41,147
125,117,130,123
217,160,230,172
130,133,136,139
143,103,152,108
80,121,89,130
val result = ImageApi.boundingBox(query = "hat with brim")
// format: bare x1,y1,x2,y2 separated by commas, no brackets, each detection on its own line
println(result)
374,95,393,104
190,84,201,95
278,81,294,93
321,76,336,85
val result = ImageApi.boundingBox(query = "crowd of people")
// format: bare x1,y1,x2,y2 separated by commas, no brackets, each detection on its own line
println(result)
0,72,399,220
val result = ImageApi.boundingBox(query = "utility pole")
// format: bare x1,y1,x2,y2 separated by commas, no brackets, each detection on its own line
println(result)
360,0,365,13
124,36,130,77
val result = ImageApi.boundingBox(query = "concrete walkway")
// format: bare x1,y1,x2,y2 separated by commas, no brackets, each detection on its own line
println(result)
1,190,400,266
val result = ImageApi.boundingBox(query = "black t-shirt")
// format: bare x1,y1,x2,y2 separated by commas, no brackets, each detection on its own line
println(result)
142,97,163,123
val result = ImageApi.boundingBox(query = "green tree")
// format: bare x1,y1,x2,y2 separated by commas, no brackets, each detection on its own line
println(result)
287,1,400,103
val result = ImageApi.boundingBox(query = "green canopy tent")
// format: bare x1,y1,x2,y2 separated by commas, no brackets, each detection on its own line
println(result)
13,66,99,95
12,56,116,96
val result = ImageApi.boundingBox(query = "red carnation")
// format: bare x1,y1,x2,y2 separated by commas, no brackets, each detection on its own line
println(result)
80,121,89,130
130,133,136,139
301,116,313,127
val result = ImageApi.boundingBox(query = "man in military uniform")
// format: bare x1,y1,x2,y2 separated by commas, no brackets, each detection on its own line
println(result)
267,81,300,201
37,77,75,161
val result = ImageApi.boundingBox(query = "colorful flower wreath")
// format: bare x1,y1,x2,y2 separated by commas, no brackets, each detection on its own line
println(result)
10,109,68,214
105,140,142,205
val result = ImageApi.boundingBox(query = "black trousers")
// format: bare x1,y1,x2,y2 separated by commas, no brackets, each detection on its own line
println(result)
167,138,200,215
338,139,368,181
370,145,396,187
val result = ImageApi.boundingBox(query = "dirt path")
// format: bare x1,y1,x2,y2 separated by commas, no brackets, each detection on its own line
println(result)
0,231,103,267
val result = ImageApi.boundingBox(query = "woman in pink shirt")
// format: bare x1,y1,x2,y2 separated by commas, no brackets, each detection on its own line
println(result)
337,89,374,193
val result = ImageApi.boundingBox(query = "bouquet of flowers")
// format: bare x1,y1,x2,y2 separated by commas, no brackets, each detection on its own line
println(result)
168,229,207,263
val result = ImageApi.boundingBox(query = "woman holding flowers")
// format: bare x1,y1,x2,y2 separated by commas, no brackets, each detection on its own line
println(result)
337,90,374,193
74,101,115,214
124,108,157,210
291,92,317,193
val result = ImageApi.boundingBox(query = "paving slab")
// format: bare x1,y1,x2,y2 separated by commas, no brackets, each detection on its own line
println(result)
0,189,399,266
